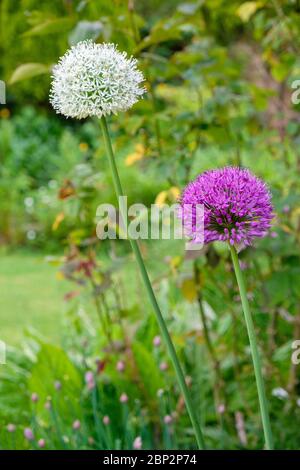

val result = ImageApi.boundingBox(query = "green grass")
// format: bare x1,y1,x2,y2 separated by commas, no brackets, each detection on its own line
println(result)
0,251,68,346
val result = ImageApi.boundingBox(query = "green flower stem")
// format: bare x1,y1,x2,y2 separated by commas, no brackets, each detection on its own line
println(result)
100,116,205,450
229,245,274,450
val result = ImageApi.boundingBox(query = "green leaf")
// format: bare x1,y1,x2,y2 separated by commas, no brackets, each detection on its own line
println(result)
9,63,51,84
131,342,164,400
134,21,181,53
69,21,103,46
236,2,263,22
28,343,83,424
22,17,74,37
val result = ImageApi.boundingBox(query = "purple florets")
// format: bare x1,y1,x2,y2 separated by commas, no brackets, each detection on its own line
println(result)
180,167,273,246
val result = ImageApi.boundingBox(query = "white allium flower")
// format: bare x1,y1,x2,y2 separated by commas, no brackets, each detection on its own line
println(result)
50,40,146,119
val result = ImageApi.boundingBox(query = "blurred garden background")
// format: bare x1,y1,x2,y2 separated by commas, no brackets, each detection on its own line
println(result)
0,0,300,450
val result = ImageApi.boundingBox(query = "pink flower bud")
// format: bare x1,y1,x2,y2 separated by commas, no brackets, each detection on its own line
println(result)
54,381,62,391
38,438,45,448
72,420,81,430
103,415,110,425
116,360,125,372
120,393,128,404
159,361,168,371
133,436,142,449
7,423,16,433
217,404,225,414
163,414,172,425
153,335,161,347
85,371,95,390
31,392,39,403
24,427,34,441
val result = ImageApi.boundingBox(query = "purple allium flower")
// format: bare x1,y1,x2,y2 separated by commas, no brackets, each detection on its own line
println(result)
180,167,273,247
38,438,46,448
7,423,16,433
72,419,81,430
133,436,142,449
24,427,34,441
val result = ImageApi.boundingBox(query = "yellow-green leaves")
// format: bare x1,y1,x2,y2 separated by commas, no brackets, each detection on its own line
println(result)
9,63,51,84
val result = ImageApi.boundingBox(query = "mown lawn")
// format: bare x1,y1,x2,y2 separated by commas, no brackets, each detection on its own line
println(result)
0,251,68,346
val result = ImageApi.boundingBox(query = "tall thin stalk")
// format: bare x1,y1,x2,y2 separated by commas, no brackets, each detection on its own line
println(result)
99,115,205,450
229,245,274,449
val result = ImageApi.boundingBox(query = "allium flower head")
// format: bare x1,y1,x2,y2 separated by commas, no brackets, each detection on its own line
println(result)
50,40,145,119
180,167,273,247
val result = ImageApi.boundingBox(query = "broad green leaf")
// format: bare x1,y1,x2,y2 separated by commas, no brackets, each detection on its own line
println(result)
22,17,74,37
28,343,83,424
9,63,51,84
69,21,103,46
131,342,163,400
237,2,263,22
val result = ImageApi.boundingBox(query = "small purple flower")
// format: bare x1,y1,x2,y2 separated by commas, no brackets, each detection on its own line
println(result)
282,205,290,214
31,392,39,403
153,335,161,347
120,393,128,404
180,167,273,247
163,414,172,425
24,427,34,441
85,371,95,390
72,419,81,430
116,360,125,372
133,436,142,449
38,438,46,448
54,381,62,391
103,415,110,425
239,261,248,271
7,423,16,433
159,361,168,371
217,403,226,414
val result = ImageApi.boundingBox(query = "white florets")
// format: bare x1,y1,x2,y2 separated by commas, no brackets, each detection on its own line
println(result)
50,41,146,119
